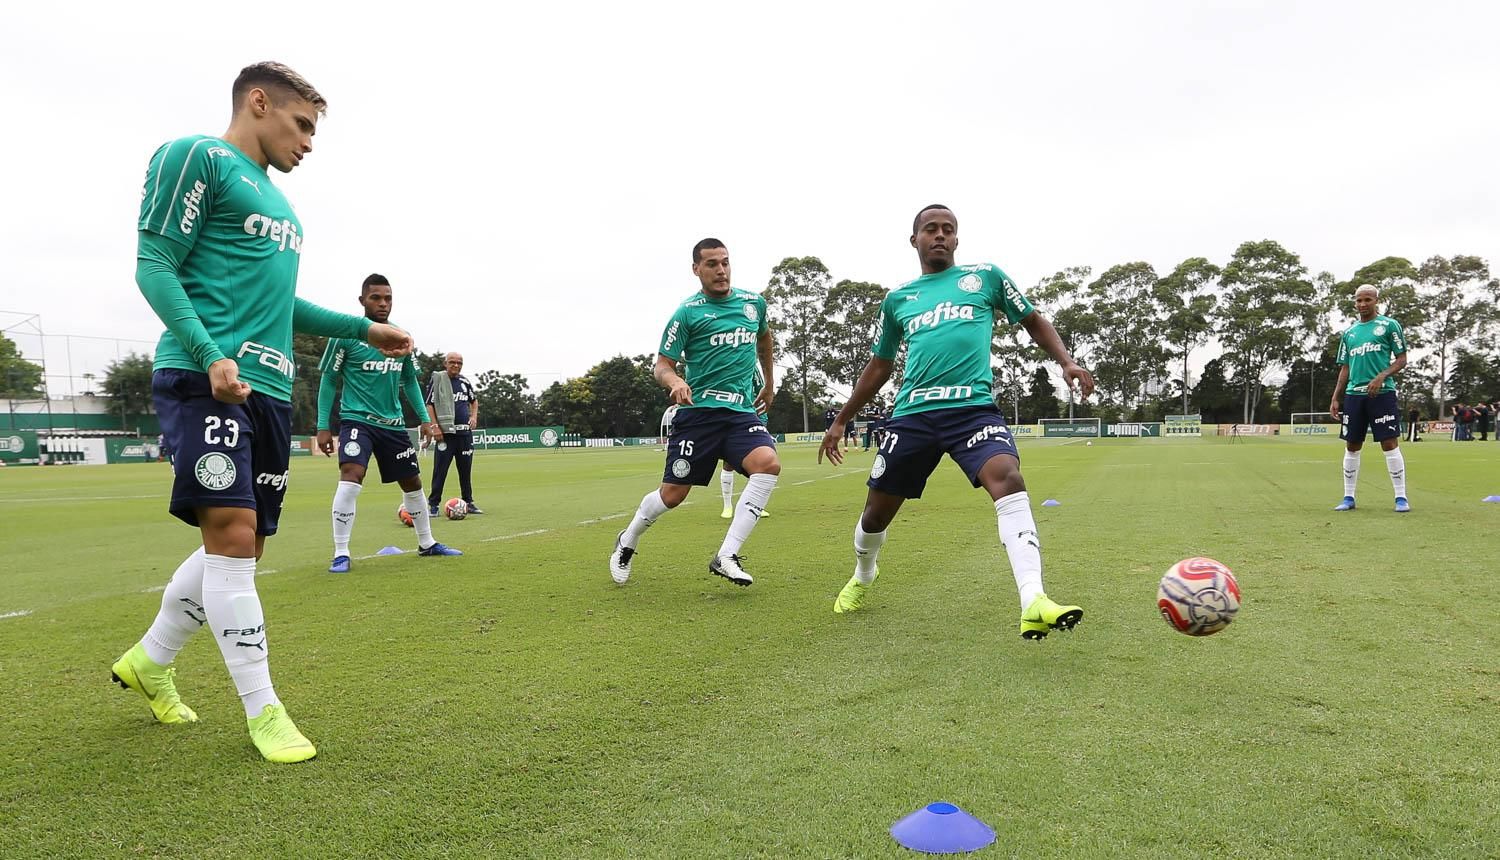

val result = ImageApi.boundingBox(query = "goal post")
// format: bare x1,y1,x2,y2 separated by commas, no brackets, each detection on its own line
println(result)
1287,411,1340,438
1289,412,1338,425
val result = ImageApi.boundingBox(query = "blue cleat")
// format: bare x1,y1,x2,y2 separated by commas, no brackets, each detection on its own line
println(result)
1333,497,1356,511
328,555,351,574
1394,497,1411,513
428,503,440,518
418,542,463,557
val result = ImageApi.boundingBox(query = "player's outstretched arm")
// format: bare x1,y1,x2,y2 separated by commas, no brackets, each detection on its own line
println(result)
754,328,776,414
654,354,693,405
821,358,894,466
1329,366,1350,419
292,297,373,340
1022,311,1094,400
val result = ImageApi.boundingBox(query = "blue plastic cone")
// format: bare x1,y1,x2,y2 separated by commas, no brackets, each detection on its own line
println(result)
376,546,405,556
1042,499,1061,507
890,802,996,854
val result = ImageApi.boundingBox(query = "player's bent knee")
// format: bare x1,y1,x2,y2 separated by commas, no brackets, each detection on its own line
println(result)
659,484,691,508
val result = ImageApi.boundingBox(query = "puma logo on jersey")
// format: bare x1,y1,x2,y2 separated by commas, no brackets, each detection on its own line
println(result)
905,301,976,334
242,213,303,253
240,175,262,195
179,180,207,234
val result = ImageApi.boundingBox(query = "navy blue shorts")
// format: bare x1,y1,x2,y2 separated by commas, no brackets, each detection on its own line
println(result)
339,419,420,483
663,408,777,485
1339,391,1400,443
152,369,291,535
868,406,1020,499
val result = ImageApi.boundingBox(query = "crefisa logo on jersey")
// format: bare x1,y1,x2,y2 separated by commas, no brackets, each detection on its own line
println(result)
958,274,982,293
361,358,404,373
242,214,303,253
179,180,208,235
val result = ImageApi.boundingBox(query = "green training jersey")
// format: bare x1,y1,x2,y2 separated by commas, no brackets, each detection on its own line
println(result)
657,288,769,414
138,135,306,400
317,335,428,430
1337,315,1406,395
873,263,1034,418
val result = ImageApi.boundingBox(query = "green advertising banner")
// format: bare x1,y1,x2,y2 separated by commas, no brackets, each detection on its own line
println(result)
474,426,564,449
1101,422,1163,438
1042,421,1100,438
105,438,163,464
0,430,40,464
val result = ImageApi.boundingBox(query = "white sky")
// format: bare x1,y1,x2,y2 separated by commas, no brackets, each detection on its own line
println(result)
3,0,1496,396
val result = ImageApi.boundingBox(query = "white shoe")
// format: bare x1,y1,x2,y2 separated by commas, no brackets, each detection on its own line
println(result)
709,553,753,586
609,531,635,584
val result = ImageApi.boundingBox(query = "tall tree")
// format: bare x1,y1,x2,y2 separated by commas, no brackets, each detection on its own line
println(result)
990,326,1041,424
1190,357,1239,423
1156,257,1220,416
539,377,594,435
474,371,541,426
1018,365,1059,423
1414,255,1495,414
1028,267,1094,418
1085,261,1166,412
290,332,328,435
587,354,666,437
1214,240,1317,422
818,279,885,399
764,256,832,432
102,352,156,431
0,334,44,398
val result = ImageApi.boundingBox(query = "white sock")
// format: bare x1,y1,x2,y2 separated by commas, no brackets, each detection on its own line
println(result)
853,523,886,584
332,480,362,556
405,489,435,549
1343,451,1360,498
622,490,670,550
142,547,207,666
720,469,735,509
995,491,1045,610
719,473,777,557
1384,448,1407,498
201,554,278,718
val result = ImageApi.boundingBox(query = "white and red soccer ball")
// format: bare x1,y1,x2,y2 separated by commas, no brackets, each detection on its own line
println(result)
444,498,468,520
1158,557,1240,636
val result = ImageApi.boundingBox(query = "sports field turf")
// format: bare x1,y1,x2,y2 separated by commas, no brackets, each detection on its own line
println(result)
2,437,1497,858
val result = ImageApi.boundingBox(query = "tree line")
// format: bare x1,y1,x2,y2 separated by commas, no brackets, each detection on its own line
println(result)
11,239,1493,437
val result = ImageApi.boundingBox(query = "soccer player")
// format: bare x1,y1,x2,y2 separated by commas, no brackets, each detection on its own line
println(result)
113,62,414,762
316,274,463,573
819,205,1093,639
425,352,484,515
610,238,780,586
1329,284,1410,512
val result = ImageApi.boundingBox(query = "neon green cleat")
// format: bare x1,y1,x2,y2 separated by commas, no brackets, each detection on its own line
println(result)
833,569,877,614
111,643,198,724
721,506,733,519
1019,593,1083,640
247,704,318,763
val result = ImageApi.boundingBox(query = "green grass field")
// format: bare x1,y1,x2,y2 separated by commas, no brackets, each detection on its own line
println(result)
2,437,1498,858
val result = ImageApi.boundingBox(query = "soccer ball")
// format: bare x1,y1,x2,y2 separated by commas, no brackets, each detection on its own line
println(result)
397,504,414,528
444,498,468,520
1157,557,1240,636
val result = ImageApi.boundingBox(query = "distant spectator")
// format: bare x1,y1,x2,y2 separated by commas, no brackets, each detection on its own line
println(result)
1476,402,1493,442
1406,408,1421,442
1457,403,1476,441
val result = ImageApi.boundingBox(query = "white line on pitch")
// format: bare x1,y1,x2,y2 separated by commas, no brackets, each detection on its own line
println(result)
0,493,160,503
577,513,628,525
0,610,33,620
481,529,552,543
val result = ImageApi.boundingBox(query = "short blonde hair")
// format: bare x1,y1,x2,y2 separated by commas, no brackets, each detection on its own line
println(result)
233,62,328,115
